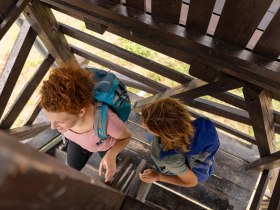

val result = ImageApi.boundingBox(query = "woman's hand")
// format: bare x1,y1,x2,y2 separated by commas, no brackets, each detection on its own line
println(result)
139,169,160,183
99,152,116,182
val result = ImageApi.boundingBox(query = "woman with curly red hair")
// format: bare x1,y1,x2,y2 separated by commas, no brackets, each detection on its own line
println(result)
40,65,131,182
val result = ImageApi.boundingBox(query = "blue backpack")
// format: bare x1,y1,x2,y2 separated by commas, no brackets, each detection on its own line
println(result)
158,117,220,182
86,67,131,145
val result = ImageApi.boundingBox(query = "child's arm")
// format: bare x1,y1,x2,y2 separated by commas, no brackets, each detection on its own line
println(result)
139,168,198,187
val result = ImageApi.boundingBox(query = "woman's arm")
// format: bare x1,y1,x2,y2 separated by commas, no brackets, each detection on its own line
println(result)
139,168,198,187
99,126,131,182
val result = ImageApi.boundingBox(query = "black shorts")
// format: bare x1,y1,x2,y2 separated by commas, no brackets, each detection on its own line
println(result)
66,140,108,171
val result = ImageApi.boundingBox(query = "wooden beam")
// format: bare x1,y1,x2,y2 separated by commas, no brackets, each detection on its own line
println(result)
247,150,280,170
190,110,256,145
268,172,280,210
84,18,107,34
59,23,191,84
125,0,145,11
186,0,215,34
191,61,280,122
134,76,243,110
24,0,78,67
189,61,248,110
151,0,182,24
24,101,42,126
41,0,280,95
5,122,50,141
249,170,271,210
113,72,158,94
0,0,17,21
72,45,168,92
0,0,31,40
0,20,36,119
214,0,272,47
0,54,54,129
244,86,277,157
26,128,60,150
0,131,130,210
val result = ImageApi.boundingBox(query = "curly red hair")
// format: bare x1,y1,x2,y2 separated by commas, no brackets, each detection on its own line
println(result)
40,65,95,115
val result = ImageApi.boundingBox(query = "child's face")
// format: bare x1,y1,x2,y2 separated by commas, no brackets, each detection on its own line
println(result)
141,121,159,137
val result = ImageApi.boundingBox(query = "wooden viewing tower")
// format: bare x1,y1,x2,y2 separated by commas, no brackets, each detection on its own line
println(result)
1,0,280,209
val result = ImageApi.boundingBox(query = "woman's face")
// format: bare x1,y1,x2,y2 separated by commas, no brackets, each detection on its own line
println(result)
44,110,80,133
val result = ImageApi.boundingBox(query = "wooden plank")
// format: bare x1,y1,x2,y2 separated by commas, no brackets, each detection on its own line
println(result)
125,159,147,196
42,0,280,94
0,0,18,20
24,0,78,67
60,23,191,84
121,196,155,210
0,54,54,129
247,150,280,170
134,77,243,111
110,72,158,94
26,128,60,150
24,101,42,126
84,18,107,34
250,170,271,210
186,0,215,33
41,0,280,95
189,61,248,110
5,122,50,141
0,20,36,119
146,184,205,210
0,132,128,210
0,0,30,40
253,9,280,60
214,0,272,47
151,0,182,24
106,0,121,4
268,172,280,210
125,0,145,11
190,110,256,145
243,86,277,157
72,45,168,92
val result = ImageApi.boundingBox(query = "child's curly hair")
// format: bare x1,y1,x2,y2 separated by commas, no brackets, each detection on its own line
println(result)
40,65,95,115
142,98,194,152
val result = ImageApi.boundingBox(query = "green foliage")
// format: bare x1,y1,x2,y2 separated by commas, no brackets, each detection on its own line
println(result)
121,38,153,57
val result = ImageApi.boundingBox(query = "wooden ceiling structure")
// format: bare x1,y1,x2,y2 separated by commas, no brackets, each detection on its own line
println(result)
1,0,280,209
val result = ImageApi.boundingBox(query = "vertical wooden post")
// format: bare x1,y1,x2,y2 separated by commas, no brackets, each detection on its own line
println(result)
243,87,276,156
244,86,277,209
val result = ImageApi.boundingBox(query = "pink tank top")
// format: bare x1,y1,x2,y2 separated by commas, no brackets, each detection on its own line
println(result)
64,109,125,152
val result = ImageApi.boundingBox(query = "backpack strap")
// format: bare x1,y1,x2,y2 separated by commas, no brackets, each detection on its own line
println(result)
94,101,109,146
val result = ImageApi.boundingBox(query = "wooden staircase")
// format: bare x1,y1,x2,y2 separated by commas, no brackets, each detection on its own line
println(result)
12,108,260,210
